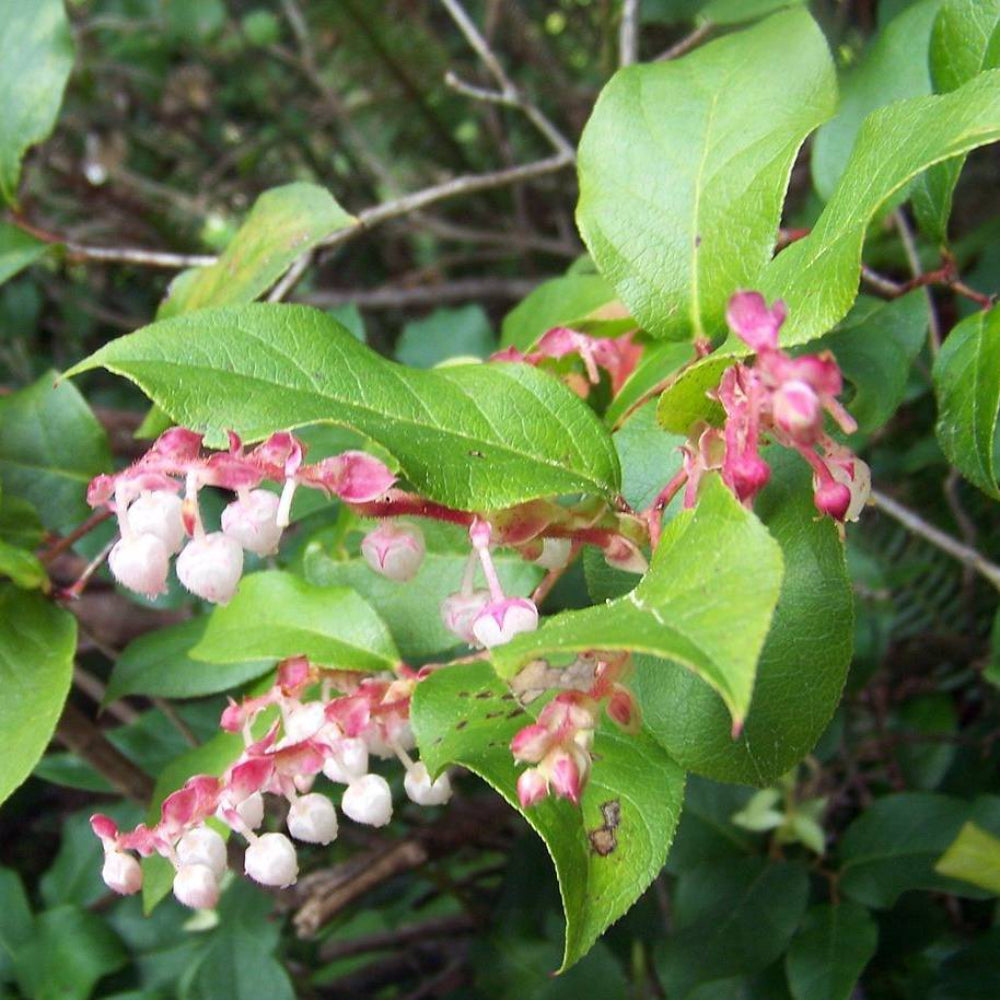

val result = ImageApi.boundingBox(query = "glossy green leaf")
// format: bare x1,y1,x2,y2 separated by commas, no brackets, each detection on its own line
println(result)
0,867,33,978
812,0,940,201
761,71,1000,348
493,476,783,730
0,0,74,205
301,521,541,659
785,903,879,1000
500,273,629,349
65,303,621,509
577,8,835,340
411,660,684,972
656,353,730,435
0,586,74,806
914,0,1000,240
605,340,694,429
0,372,111,532
700,0,804,23
106,618,273,702
0,538,46,589
933,307,1000,497
0,222,47,285
838,793,1000,907
0,493,44,550
656,857,809,996
935,821,1000,894
159,183,355,316
12,906,126,1000
396,305,495,366
191,571,399,671
612,400,685,511
634,451,853,784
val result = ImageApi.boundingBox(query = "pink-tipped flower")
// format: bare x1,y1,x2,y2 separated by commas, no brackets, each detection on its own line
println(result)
127,491,186,554
548,748,585,806
607,685,641,734
305,451,396,503
221,489,283,556
828,454,871,522
176,826,227,878
321,736,369,784
813,479,852,522
153,427,203,462
244,832,298,887
725,452,771,503
176,532,244,604
403,763,452,807
771,379,822,443
472,597,539,649
235,792,265,831
101,851,142,895
172,863,220,909
510,723,555,764
602,536,648,575
361,521,425,582
516,768,549,809
341,774,393,827
287,793,339,844
109,533,170,598
440,589,490,644
282,702,327,744
726,291,786,352
534,537,572,572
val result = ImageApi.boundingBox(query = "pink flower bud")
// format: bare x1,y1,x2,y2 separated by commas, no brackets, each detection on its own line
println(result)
101,851,142,895
172,863,220,909
548,748,584,805
602,536,648,575
534,537,572,571
403,763,452,807
510,723,553,763
341,774,393,827
153,427,203,462
176,826,227,878
109,533,170,598
126,491,185,554
321,736,369,784
90,813,119,844
221,490,283,556
772,379,821,442
829,456,871,522
306,451,397,503
287,793,339,844
283,702,327,744
472,597,539,649
244,832,298,887
726,452,771,502
236,791,265,831
517,769,549,809
361,521,425,581
440,589,490,644
607,686,641,734
813,479,852,521
177,532,244,604
726,291,786,353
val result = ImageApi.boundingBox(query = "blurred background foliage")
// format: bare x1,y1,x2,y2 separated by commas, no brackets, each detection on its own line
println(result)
4,0,1000,998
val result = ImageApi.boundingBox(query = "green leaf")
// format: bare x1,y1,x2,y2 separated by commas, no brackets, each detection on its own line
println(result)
785,903,879,1000
933,306,1000,498
635,451,853,784
65,303,621,509
0,868,33,978
811,0,940,201
656,353,730,435
106,618,273,702
605,340,694,429
612,400,686,510
12,906,126,1000
0,222,47,285
0,0,74,206
191,570,399,671
396,305,495,367
160,183,355,317
0,371,111,532
500,273,629,350
935,821,1000,894
812,291,929,435
761,71,1000,349
301,521,542,660
0,493,44,550
0,538,46,589
914,0,1000,240
493,476,782,730
700,0,805,23
411,660,685,972
576,8,835,340
929,929,1000,1000
838,792,1000,907
0,586,74,806
656,857,809,997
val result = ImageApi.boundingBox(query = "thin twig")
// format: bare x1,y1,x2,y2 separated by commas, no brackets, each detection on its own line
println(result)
871,488,1000,591
302,276,540,309
151,698,199,747
40,509,113,565
655,21,713,61
73,666,140,725
268,250,313,302
894,209,941,354
619,0,640,67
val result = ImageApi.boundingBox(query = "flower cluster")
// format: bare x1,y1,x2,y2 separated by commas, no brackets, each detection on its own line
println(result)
88,428,396,603
511,652,638,808
684,292,870,522
91,657,451,907
492,326,642,399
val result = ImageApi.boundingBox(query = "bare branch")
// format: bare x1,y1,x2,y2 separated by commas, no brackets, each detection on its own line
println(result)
893,209,941,354
871,488,1000,591
302,276,541,310
620,0,641,67
655,21,713,62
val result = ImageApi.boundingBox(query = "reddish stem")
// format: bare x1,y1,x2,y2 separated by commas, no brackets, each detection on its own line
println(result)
40,509,113,565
